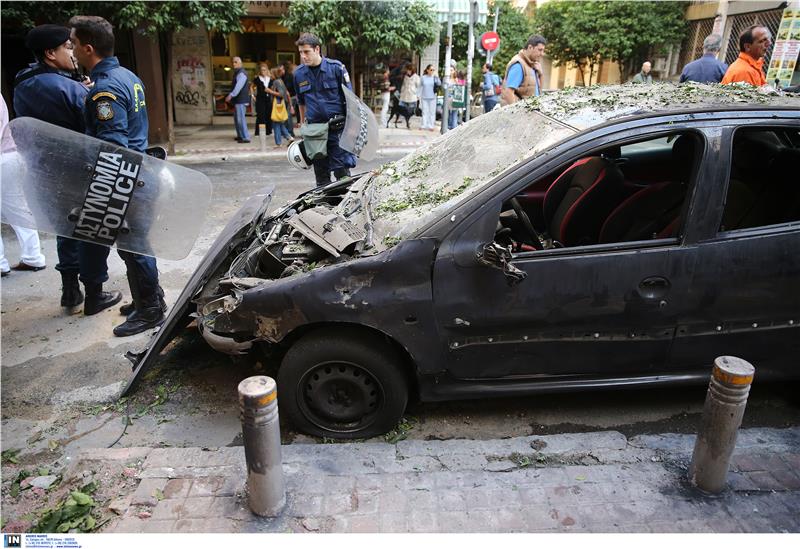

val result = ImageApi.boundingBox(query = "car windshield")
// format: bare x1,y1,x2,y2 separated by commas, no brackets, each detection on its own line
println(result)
344,103,577,249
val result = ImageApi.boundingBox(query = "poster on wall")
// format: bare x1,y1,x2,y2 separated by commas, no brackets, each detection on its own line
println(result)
767,1,800,88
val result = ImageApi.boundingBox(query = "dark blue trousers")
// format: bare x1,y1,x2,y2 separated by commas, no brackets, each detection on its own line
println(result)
56,236,110,285
118,250,159,300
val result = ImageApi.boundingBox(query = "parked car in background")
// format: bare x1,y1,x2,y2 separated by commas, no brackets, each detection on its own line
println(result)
126,83,800,439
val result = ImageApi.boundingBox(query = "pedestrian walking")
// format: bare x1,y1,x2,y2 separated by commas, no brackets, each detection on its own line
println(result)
419,65,439,130
293,32,357,186
252,62,272,136
379,68,395,128
1,94,46,278
69,15,166,336
501,34,546,105
721,25,771,86
680,34,728,84
481,63,500,113
225,56,251,143
12,24,124,314
282,61,297,137
631,61,654,84
449,68,465,130
268,67,293,148
398,64,420,129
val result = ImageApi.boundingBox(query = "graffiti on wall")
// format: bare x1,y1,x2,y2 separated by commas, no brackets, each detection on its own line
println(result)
175,55,208,107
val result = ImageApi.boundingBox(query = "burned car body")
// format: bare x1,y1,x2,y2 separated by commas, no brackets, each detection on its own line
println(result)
126,83,800,438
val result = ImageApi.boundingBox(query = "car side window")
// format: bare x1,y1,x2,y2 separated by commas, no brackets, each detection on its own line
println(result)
719,127,800,233
494,131,703,253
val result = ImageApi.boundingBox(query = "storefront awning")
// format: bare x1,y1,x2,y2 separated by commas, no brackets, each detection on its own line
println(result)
426,0,489,25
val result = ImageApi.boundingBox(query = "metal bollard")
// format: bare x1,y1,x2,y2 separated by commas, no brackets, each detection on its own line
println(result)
688,356,755,493
238,376,285,516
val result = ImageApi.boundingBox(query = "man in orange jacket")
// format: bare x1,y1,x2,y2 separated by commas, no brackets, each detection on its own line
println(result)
721,25,771,86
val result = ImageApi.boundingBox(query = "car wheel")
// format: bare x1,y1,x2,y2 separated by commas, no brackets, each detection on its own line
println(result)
277,328,409,439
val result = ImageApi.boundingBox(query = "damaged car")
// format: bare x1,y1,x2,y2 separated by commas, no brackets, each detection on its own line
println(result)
125,83,800,438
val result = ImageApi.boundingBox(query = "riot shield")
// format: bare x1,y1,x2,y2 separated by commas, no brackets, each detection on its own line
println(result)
1,117,212,260
339,85,379,161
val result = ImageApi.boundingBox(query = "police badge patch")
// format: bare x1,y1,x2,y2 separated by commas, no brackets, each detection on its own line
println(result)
96,101,114,121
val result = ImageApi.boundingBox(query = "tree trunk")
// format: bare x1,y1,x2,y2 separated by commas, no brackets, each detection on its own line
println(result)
350,49,357,96
162,31,175,155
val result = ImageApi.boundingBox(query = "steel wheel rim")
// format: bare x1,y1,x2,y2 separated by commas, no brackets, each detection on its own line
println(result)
298,360,384,433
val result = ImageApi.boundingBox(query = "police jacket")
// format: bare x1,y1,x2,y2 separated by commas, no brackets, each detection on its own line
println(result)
84,56,149,152
293,57,351,124
13,62,88,132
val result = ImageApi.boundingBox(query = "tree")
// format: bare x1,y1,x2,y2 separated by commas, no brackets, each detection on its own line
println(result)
1,1,245,150
438,0,533,90
280,0,439,94
534,1,688,85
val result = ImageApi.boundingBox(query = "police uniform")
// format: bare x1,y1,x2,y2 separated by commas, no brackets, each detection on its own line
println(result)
84,56,164,337
293,57,357,185
13,24,119,313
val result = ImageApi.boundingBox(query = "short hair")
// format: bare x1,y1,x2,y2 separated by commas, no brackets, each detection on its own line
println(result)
739,25,766,52
702,34,722,53
526,34,546,49
295,33,321,49
404,63,416,74
484,63,492,71
68,16,114,58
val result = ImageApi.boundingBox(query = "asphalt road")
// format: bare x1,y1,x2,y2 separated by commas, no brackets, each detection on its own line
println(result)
1,154,798,459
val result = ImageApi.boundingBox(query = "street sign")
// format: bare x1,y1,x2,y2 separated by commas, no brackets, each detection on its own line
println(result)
480,31,500,52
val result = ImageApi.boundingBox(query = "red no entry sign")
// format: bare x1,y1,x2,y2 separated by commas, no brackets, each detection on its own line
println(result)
480,31,500,52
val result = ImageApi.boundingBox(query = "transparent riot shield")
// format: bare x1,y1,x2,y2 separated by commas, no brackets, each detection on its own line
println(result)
1,117,212,260
339,85,379,161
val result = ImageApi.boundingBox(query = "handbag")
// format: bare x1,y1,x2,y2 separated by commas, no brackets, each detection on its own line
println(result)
271,98,288,123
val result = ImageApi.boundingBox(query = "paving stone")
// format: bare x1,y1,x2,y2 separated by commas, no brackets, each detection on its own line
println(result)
347,515,381,533
746,471,785,491
130,478,167,507
406,509,438,533
188,476,225,497
110,517,149,533
286,494,323,517
405,488,436,511
140,519,177,533
378,490,407,513
436,489,467,512
728,471,759,491
173,518,243,533
207,496,252,521
150,496,215,520
163,478,193,499
379,513,407,532
768,467,800,490
323,493,356,515
352,489,380,515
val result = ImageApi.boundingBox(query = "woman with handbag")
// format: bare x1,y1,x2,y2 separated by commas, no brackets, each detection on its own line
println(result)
252,63,273,136
267,67,294,147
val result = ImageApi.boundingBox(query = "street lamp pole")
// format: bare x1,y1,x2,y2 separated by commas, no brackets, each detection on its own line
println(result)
441,0,454,134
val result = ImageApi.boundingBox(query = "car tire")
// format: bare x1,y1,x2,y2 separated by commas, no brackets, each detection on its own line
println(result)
277,328,409,439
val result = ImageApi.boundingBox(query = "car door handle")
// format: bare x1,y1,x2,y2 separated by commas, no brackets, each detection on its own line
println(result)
638,276,670,300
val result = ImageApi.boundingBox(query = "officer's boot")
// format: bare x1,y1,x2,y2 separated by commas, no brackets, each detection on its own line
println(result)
60,272,84,308
120,285,166,316
84,284,122,316
113,273,165,337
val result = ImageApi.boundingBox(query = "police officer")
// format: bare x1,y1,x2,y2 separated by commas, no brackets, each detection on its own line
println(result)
293,33,357,186
13,24,122,315
69,15,166,337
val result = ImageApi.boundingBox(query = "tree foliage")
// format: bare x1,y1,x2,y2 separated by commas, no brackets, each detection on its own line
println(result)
0,1,245,35
281,0,438,57
533,0,688,84
439,0,533,88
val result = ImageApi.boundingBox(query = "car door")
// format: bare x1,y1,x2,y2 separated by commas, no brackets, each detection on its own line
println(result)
430,124,716,381
669,119,800,377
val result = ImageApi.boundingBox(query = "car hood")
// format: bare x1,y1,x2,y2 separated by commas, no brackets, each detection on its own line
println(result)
122,186,275,395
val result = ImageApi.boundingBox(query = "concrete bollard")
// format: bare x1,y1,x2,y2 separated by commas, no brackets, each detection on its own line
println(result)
258,124,267,153
238,375,285,516
688,356,755,493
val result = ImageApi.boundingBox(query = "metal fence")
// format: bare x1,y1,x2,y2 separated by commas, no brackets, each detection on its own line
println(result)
678,17,716,71
723,8,784,66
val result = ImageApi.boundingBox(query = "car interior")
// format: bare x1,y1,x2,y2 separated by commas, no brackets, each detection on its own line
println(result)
497,131,701,252
720,126,800,232
496,126,800,253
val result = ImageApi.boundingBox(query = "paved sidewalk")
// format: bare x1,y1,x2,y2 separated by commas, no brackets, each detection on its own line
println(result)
80,427,800,533
170,115,440,162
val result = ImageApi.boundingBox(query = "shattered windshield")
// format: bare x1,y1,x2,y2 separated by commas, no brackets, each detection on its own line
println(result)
353,103,576,249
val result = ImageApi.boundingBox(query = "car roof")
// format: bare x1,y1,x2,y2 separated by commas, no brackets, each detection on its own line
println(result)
526,83,800,130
